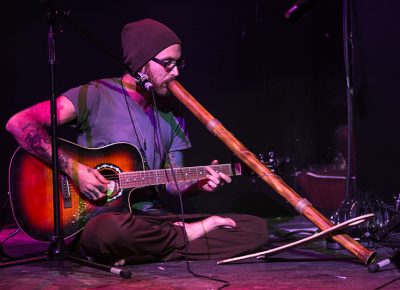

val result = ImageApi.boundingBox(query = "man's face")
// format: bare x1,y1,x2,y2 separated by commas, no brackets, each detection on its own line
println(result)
142,43,182,96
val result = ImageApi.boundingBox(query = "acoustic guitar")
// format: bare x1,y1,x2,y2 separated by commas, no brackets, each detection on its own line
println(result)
8,139,242,242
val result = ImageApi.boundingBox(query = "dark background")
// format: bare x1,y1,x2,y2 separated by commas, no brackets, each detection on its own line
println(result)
1,0,399,225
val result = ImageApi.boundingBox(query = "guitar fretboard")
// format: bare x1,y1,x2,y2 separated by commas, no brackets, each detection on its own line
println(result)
119,164,236,189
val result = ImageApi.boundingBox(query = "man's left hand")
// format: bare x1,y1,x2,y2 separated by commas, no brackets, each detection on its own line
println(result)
199,160,232,192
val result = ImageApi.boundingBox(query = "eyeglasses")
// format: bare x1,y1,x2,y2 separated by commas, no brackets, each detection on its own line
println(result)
151,57,185,71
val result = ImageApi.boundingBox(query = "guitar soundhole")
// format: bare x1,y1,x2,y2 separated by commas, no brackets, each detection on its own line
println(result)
96,163,122,201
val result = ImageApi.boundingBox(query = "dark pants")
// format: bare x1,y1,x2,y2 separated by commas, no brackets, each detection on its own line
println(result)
77,213,268,264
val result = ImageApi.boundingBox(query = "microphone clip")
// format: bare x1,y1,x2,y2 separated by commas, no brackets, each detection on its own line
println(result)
133,72,154,92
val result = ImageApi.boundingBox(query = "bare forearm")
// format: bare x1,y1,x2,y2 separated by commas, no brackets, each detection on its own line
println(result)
164,151,201,195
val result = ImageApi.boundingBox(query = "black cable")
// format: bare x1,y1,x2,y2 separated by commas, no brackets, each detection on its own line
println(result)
0,228,25,261
150,89,230,289
342,0,354,199
121,80,151,169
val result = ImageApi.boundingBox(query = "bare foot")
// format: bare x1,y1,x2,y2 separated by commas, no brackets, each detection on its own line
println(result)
174,216,237,241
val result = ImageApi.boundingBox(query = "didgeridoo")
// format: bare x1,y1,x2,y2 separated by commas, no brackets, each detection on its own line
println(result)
168,80,375,265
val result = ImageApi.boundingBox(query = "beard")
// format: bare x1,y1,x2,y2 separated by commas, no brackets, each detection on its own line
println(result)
145,69,174,97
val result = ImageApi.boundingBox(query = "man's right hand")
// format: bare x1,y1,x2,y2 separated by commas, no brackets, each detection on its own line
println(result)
71,163,110,201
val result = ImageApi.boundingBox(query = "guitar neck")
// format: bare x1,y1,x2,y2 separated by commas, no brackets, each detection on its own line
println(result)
119,163,241,189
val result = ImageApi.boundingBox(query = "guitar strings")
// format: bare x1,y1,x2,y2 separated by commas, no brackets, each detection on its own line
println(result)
66,165,234,195
92,164,233,181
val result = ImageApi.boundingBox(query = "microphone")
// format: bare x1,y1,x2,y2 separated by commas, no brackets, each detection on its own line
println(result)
368,258,392,273
133,71,154,91
368,252,400,273
284,0,314,21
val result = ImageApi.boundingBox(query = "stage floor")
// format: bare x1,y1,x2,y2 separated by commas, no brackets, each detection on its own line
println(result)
1,215,399,289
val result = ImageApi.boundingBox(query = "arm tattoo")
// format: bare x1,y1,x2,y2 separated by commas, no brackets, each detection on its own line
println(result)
23,122,71,173
24,123,52,163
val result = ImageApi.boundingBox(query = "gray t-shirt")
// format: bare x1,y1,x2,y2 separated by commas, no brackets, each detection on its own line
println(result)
62,77,191,170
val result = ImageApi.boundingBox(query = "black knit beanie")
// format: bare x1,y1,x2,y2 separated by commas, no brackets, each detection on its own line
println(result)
121,19,181,73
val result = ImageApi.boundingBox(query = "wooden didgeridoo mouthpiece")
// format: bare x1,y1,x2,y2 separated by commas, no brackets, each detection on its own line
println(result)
168,80,376,265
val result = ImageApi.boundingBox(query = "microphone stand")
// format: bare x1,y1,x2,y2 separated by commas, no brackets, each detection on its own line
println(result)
0,1,131,278
46,0,65,261
328,0,380,248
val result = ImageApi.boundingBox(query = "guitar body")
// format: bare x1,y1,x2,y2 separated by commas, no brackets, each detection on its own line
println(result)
8,139,145,242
